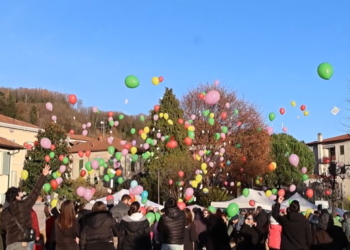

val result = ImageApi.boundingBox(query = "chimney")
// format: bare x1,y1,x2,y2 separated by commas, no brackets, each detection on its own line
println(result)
317,133,323,142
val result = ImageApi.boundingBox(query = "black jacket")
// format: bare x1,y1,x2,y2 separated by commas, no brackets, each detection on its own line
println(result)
272,203,312,250
80,211,118,250
158,207,186,245
205,215,230,250
255,210,268,237
118,213,151,250
55,221,80,250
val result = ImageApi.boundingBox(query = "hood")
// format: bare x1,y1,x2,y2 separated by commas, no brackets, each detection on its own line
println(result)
319,213,333,230
83,211,111,229
286,211,307,223
165,207,183,219
121,213,148,232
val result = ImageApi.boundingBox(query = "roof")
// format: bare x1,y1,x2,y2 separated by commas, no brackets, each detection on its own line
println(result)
306,134,350,146
0,137,25,150
0,114,39,129
69,136,144,154
66,133,92,141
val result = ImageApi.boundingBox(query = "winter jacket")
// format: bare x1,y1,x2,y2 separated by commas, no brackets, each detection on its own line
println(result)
255,210,268,237
158,207,186,245
0,174,46,245
206,215,230,250
342,217,350,241
268,224,282,249
80,210,118,250
238,224,259,250
118,213,151,250
110,202,129,223
33,201,46,233
55,220,80,250
193,211,207,249
272,202,312,250
184,223,197,250
31,209,40,239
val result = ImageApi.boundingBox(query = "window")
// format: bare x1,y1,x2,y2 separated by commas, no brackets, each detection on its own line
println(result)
340,145,345,155
1,152,10,175
79,159,84,170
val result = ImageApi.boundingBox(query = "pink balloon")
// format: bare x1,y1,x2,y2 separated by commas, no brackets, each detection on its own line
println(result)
56,177,63,185
220,157,224,162
91,160,99,170
120,140,126,145
269,195,276,200
220,148,225,154
129,187,134,195
107,137,113,144
220,133,226,139
153,115,159,121
40,138,52,149
87,122,91,128
92,107,98,113
82,124,87,129
59,165,66,173
214,80,220,86
225,102,230,108
185,188,194,196
289,154,299,167
76,187,86,197
209,162,214,167
289,184,296,192
83,189,93,201
132,140,136,146
267,127,273,136
82,130,88,136
133,185,144,195
153,140,157,146
198,150,204,156
46,102,53,111
114,121,119,127
143,143,149,150
108,117,113,122
195,170,200,175
230,182,234,187
282,127,287,133
51,115,57,121
205,90,221,105
191,114,196,120
224,181,228,186
122,149,128,156
156,133,161,138
161,136,165,141
301,167,307,174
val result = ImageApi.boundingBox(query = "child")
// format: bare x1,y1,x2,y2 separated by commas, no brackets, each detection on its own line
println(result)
268,216,281,250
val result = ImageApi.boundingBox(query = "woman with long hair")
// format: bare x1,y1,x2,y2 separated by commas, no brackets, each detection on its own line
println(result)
118,201,152,250
55,200,80,250
183,208,197,250
80,201,118,250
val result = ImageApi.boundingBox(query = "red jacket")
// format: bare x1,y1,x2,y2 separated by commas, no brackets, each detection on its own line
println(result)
268,224,282,249
31,209,40,238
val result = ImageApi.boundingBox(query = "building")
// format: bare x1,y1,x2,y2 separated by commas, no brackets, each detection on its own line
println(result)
0,114,41,203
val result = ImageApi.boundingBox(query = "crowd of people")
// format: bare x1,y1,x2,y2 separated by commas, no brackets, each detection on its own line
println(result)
0,166,350,250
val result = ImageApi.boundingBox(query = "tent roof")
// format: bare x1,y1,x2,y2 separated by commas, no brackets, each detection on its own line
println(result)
211,189,275,210
281,193,317,211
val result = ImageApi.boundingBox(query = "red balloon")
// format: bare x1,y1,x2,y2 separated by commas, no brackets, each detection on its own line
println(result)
184,137,192,146
198,93,205,100
185,195,192,201
34,141,39,146
106,195,114,201
80,169,86,177
50,180,58,190
240,167,244,173
45,155,50,162
177,202,186,210
129,194,136,202
51,145,56,151
140,207,146,215
85,150,91,157
159,76,164,82
168,179,173,185
78,151,84,158
280,108,285,115
108,111,113,117
27,145,32,150
178,171,184,178
249,200,255,207
154,105,160,112
138,129,144,135
306,189,314,198
184,123,190,129
278,189,285,197
221,112,227,120
59,155,64,161
242,156,247,162
69,129,74,134
237,121,242,127
23,142,28,147
124,144,131,150
166,141,178,149
68,94,77,105
178,118,184,124
180,181,184,186
300,105,306,111
325,190,331,196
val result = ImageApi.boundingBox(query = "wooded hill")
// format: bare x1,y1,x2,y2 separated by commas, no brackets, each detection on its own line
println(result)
0,87,147,140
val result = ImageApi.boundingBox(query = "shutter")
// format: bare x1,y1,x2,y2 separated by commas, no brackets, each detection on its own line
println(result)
2,152,10,175
79,159,84,170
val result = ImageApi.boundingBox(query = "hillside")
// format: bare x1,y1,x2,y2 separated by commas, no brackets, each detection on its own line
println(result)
0,87,148,140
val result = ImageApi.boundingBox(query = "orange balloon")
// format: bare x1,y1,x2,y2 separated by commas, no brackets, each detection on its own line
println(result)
116,169,122,176
268,163,274,171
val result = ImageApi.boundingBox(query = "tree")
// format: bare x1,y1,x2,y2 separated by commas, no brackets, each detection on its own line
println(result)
266,133,315,187
181,84,271,185
29,105,38,125
4,93,18,118
21,122,73,197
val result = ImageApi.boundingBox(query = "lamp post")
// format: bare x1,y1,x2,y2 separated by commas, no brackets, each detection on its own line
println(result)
327,162,350,210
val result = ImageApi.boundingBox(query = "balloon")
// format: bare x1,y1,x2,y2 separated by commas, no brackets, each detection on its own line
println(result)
214,80,219,86
306,189,314,198
154,105,160,112
289,184,296,192
301,167,307,174
91,160,99,170
159,76,164,82
68,94,77,105
282,127,287,133
227,203,239,217
304,111,309,116
146,213,156,224
59,165,66,173
291,101,296,107
177,202,186,210
225,102,230,108
278,189,285,197
130,180,138,188
125,75,140,88
289,154,299,167
56,177,63,185
279,108,285,115
205,90,220,105
50,180,58,190
40,138,52,149
305,208,314,219
21,170,28,180
302,174,309,181
249,200,255,207
87,122,91,127
269,112,275,121
166,141,178,149
242,188,250,197
80,169,86,177
317,62,333,80
152,77,160,86
268,163,275,171
208,206,216,214
51,199,58,208
178,171,184,178
45,155,50,162
300,105,306,111
168,179,173,185
265,190,272,197
83,189,93,201
185,188,194,196
141,191,148,199
133,185,144,195
46,102,53,111
267,127,273,136
85,150,91,157
82,130,88,136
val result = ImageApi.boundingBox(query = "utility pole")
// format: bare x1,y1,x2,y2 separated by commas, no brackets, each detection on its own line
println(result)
157,169,160,204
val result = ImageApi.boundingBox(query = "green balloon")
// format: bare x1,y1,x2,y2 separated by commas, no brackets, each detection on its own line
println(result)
109,120,114,127
131,128,136,134
140,115,145,121
108,146,115,155
117,177,124,184
119,115,124,120
125,75,140,88
242,188,250,197
289,200,293,205
203,110,210,116
62,157,69,164
146,212,155,224
131,155,138,162
236,144,241,148
227,203,239,217
108,172,115,179
257,127,261,132
188,131,195,139
188,120,193,124
98,159,105,166
85,162,92,171
142,153,149,160
43,183,51,192
206,150,211,155
208,118,215,126
49,152,55,159
141,198,147,205
155,212,161,221
222,126,228,133
115,152,122,161
317,62,333,80
104,175,110,182
215,133,220,141
146,138,153,145
164,135,170,141
234,109,239,115
103,163,108,168
269,112,275,122
208,206,217,214
52,172,58,179
272,188,277,195
302,174,309,181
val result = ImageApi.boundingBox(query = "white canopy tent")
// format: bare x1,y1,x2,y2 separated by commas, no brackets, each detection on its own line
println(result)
281,193,317,212
211,189,275,210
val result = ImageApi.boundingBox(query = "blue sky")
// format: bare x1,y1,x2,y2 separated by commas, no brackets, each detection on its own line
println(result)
0,1,349,143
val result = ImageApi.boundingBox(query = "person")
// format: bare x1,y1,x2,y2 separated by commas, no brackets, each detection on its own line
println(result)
272,196,312,250
118,201,152,250
80,201,118,250
237,213,259,250
0,165,50,250
311,212,348,250
30,209,40,250
55,201,80,250
342,212,350,245
192,208,207,249
32,196,46,243
206,210,230,250
255,206,268,248
267,214,281,250
107,196,114,212
110,195,131,222
158,198,186,250
46,199,64,250
183,208,197,250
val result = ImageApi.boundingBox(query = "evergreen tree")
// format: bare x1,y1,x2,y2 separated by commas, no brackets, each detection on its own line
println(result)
266,133,315,187
22,122,72,197
4,93,18,118
29,105,38,125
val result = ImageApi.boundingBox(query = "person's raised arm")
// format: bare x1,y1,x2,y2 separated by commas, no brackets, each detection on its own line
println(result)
272,196,283,222
24,165,50,208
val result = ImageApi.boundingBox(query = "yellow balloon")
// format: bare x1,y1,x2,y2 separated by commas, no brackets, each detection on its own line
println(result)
21,170,28,180
348,196,350,202
178,199,183,202
188,126,195,132
164,113,169,120
196,154,201,161
305,208,314,219
237,182,241,186
209,113,214,118
201,163,207,171
203,188,209,194
144,127,150,134
131,147,137,154
168,119,173,125
255,180,260,185
265,190,272,197
191,180,198,188
291,101,296,107
152,77,160,86
203,170,208,175
195,174,203,183
304,111,309,116
56,171,61,177
88,170,93,175
141,133,147,140
51,199,58,208
159,113,164,118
